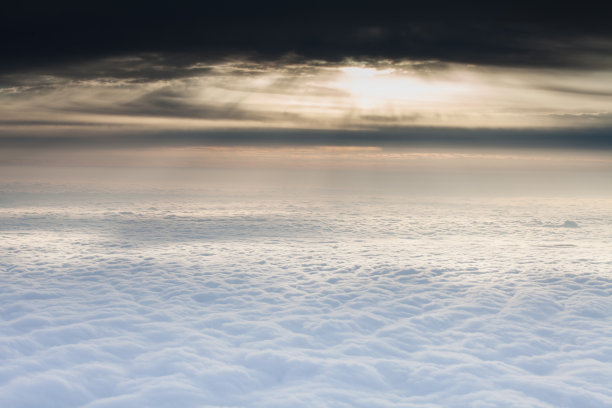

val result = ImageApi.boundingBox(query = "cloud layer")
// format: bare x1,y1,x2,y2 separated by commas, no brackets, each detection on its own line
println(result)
4,2,612,74
1,181,611,407
3,3,612,151
2,59,612,150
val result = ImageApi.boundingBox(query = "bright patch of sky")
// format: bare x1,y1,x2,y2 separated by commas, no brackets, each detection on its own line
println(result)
2,59,612,136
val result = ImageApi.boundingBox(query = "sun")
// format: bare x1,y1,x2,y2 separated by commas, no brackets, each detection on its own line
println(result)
334,65,464,110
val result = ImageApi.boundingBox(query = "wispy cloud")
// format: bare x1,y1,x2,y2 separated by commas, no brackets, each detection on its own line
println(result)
2,59,612,145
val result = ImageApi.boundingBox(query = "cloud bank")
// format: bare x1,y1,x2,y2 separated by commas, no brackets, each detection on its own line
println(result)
2,2,612,151
4,2,612,74
2,59,612,150
1,185,611,407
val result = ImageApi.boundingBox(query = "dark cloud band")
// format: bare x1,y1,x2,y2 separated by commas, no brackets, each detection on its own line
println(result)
3,1,612,75
1,127,611,150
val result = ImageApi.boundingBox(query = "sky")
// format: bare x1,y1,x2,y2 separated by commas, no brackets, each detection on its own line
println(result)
2,1,612,168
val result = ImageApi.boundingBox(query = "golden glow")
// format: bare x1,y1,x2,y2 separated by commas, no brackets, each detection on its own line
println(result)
335,66,466,109
2,60,612,134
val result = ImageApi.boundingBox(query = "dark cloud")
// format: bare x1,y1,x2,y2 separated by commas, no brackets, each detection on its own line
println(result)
537,85,612,98
3,1,612,77
1,127,611,150
0,55,213,86
0,120,121,127
2,2,611,152
80,90,306,122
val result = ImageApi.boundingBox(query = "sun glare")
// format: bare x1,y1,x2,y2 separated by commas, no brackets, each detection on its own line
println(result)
335,66,465,109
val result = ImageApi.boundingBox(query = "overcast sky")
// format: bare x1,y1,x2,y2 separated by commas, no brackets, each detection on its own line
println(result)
2,1,612,153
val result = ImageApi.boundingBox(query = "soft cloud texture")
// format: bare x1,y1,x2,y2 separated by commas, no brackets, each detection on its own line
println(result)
1,178,611,407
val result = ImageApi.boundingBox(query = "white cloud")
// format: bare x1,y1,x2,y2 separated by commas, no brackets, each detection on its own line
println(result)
0,180,611,407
